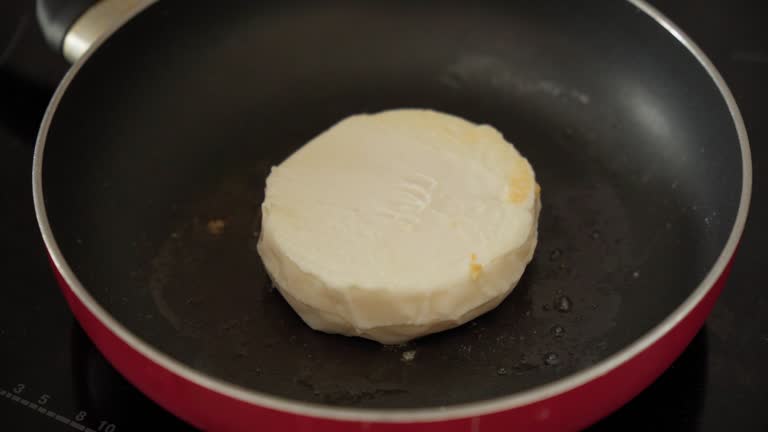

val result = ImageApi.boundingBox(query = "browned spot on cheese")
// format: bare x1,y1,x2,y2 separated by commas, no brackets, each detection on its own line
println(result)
470,253,483,280
508,157,534,204
460,124,499,146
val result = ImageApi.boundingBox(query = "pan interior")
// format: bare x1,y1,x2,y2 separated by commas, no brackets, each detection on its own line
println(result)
41,0,742,409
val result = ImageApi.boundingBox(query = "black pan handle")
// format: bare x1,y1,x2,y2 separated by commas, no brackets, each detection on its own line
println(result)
36,0,154,63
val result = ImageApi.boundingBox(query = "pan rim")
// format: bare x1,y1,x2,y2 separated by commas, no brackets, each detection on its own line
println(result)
32,0,752,423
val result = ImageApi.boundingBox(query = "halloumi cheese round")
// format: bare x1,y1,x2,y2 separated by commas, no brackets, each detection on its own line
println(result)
257,109,540,344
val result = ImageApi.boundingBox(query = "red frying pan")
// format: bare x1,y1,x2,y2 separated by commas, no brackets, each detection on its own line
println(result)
33,0,751,430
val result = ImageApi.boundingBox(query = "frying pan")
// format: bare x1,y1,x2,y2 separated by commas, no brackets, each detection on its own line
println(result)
32,0,751,431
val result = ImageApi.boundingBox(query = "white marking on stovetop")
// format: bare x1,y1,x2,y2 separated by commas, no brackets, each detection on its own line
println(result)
1,389,107,431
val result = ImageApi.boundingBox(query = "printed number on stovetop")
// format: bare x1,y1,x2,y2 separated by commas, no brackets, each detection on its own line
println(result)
1,384,118,432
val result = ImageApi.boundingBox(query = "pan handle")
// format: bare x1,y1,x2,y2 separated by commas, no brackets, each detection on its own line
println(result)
36,0,154,63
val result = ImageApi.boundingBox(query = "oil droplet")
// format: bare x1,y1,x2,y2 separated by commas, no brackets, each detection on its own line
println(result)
590,230,601,240
402,350,417,362
496,367,509,376
551,325,566,338
555,296,573,313
632,271,640,279
549,248,562,261
544,352,560,366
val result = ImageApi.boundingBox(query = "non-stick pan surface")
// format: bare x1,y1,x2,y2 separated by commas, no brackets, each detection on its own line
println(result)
36,0,746,423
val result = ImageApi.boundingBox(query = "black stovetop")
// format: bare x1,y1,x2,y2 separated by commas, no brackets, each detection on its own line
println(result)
1,1,766,431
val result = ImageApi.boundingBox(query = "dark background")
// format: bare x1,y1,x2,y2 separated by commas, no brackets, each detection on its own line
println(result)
0,0,765,430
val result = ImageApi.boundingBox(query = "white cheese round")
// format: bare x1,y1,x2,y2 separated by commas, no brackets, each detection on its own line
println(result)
257,109,540,344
